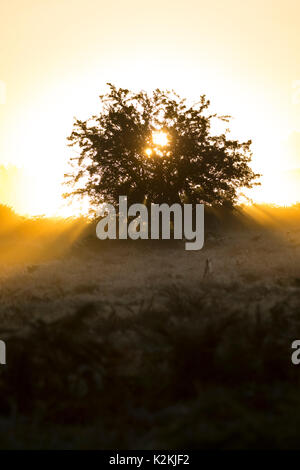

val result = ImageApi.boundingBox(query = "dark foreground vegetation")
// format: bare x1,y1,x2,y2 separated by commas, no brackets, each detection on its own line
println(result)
0,285,300,449
1,203,300,448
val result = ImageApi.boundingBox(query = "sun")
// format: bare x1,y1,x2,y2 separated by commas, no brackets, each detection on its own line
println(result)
152,131,169,147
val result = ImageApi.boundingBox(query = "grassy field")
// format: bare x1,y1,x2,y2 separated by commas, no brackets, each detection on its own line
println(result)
1,204,300,448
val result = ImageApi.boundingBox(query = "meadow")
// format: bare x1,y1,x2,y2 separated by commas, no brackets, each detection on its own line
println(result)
1,204,300,448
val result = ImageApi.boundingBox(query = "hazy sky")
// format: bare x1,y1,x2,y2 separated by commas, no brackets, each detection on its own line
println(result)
1,0,300,214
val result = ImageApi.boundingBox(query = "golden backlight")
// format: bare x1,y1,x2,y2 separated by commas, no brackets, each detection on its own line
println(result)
1,0,300,215
152,131,169,147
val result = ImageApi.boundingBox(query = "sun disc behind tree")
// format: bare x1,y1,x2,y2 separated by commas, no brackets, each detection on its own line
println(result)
152,131,169,147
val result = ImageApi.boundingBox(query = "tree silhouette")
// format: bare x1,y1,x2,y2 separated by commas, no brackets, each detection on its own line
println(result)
65,84,260,209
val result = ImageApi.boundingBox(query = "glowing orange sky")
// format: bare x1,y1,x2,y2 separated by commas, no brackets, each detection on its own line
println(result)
1,0,300,215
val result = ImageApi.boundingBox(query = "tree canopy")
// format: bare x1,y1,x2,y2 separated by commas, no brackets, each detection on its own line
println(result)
65,84,260,210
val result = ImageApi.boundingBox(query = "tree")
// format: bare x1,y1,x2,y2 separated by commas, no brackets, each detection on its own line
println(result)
65,84,260,210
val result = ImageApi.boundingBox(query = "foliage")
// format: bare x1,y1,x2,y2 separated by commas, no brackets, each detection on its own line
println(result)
65,84,260,209
1,285,300,449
